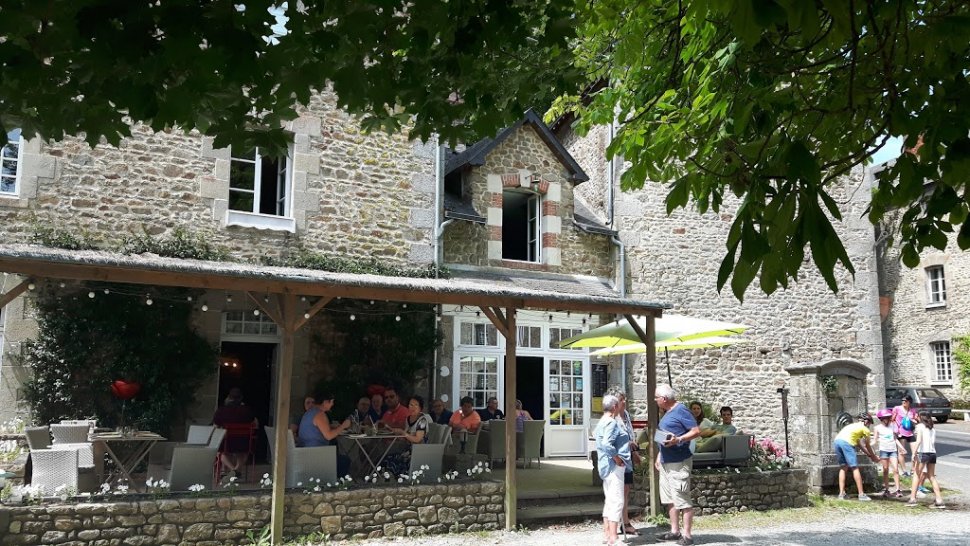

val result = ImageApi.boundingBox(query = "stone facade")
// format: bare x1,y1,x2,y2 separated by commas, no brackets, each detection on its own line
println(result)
560,122,885,443
878,203,970,399
0,482,505,545
442,125,614,279
631,468,811,514
0,90,437,426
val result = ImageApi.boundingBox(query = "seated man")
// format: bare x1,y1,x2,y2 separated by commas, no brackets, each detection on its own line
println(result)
478,397,505,422
695,406,738,453
429,398,453,425
378,387,409,429
449,396,482,433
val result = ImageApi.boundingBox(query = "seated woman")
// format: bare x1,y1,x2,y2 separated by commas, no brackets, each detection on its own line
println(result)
384,395,433,477
695,406,738,453
298,391,352,476
514,400,533,432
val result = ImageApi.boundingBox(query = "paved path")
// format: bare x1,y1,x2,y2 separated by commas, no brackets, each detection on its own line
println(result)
341,510,968,545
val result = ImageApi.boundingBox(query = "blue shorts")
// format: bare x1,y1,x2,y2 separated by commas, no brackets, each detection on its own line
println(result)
834,439,858,467
879,450,897,459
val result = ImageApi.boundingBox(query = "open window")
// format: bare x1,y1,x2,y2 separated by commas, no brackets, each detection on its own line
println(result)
226,147,294,232
1,128,24,196
502,190,540,262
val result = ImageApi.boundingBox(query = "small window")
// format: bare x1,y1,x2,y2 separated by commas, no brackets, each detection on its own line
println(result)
517,326,542,348
229,147,290,217
925,265,946,307
459,322,498,347
1,128,24,195
550,327,584,350
930,341,952,383
222,311,278,337
458,355,499,408
502,190,540,262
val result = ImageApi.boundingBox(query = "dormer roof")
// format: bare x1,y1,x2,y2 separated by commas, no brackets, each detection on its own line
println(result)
445,109,589,183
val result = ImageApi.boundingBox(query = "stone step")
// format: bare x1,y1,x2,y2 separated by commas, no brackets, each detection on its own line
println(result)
517,500,644,526
518,489,604,508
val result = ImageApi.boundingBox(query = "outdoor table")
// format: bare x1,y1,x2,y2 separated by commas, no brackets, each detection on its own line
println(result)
339,432,407,474
92,431,165,490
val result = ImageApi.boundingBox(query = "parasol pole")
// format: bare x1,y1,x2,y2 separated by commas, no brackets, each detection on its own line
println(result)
665,347,672,387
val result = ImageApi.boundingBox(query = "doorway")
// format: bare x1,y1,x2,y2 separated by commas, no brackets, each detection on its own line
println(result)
219,341,276,462
516,356,544,427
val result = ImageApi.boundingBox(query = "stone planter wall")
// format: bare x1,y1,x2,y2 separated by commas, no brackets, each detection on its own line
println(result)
633,468,810,515
0,481,505,545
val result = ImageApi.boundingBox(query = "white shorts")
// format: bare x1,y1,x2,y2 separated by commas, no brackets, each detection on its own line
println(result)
601,464,624,522
659,458,693,510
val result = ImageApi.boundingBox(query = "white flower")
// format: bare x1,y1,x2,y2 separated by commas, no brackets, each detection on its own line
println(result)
263,473,270,479
397,478,403,483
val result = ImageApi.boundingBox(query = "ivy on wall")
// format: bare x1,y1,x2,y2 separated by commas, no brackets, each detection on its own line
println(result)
20,284,216,434
955,334,970,396
311,300,443,418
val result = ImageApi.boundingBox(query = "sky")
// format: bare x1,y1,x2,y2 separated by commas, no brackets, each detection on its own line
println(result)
869,135,904,166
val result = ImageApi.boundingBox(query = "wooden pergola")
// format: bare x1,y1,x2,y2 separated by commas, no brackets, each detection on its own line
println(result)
0,245,668,543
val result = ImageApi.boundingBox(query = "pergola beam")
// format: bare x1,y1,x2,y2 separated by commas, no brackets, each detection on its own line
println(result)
0,278,33,310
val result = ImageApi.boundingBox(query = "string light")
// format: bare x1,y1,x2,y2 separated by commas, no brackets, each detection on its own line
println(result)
59,282,66,288
103,289,110,294
88,291,95,299
304,313,310,319
186,296,193,302
369,300,375,305
27,283,35,290
145,297,153,306
350,314,356,321
201,304,209,312
226,294,233,304
402,303,407,308
395,315,401,321
253,309,260,316
300,296,307,302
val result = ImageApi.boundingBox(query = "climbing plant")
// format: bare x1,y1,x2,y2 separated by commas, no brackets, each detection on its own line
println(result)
954,334,970,396
21,284,216,434
311,300,442,418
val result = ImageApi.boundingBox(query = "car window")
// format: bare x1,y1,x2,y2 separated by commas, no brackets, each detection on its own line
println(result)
918,389,945,398
886,388,904,399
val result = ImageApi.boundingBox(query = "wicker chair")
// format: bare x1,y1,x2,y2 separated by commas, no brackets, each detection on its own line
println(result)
166,446,218,491
264,425,337,487
30,449,79,496
409,443,445,482
50,423,90,444
516,419,545,468
24,426,51,450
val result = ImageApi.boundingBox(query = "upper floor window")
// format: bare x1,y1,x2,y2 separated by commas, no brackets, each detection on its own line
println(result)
930,340,952,383
925,265,946,307
459,322,498,347
502,190,540,262
517,325,542,348
229,147,291,217
550,327,584,350
1,128,24,195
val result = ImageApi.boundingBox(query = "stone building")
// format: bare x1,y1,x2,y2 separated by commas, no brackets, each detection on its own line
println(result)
0,102,626,460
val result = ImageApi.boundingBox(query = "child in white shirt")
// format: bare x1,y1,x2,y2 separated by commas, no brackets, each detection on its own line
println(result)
874,409,902,496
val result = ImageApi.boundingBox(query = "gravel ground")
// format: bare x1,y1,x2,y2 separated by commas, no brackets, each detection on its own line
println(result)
339,508,969,545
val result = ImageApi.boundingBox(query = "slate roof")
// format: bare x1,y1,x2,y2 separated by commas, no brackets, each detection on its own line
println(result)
447,266,622,300
443,193,486,224
445,110,589,183
573,199,616,236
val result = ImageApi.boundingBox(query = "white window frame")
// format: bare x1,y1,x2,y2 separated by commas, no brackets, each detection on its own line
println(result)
925,265,946,308
220,310,281,342
1,129,24,197
930,340,952,385
226,146,295,232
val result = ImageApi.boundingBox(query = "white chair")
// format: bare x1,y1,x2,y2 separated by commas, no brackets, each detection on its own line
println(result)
24,426,50,450
516,420,545,468
50,424,90,444
265,425,337,487
410,443,445,482
50,423,101,487
30,449,79,496
207,427,227,449
185,425,215,445
165,446,218,491
485,422,506,467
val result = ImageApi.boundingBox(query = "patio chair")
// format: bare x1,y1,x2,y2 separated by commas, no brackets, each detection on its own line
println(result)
166,446,218,491
264,425,337,487
50,423,90,444
486,422,506,467
516,419,545,468
427,423,450,445
215,422,256,482
185,424,215,445
29,448,78,496
409,443,444,482
24,426,51,450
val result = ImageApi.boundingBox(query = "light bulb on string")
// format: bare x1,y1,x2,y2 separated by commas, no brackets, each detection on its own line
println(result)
103,289,110,294
300,296,307,302
146,297,153,306
186,296,193,302
87,291,95,298
304,313,310,319
226,294,232,304
201,304,209,312
369,300,374,305
402,303,407,308
59,282,65,288
395,315,401,321
263,295,269,303
27,283,35,290
350,314,356,321
253,309,260,316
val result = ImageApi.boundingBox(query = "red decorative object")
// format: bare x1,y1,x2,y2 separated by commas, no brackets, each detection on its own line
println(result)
366,384,386,397
110,380,141,400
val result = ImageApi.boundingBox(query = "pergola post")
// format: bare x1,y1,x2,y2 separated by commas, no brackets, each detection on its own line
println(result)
624,314,659,516
479,305,518,530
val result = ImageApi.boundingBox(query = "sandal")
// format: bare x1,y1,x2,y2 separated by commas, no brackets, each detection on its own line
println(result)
657,531,682,541
623,525,640,536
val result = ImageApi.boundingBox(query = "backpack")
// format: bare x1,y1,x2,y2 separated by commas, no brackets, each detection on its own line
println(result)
901,414,914,432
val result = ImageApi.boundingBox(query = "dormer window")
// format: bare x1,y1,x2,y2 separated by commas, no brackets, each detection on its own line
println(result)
503,190,540,262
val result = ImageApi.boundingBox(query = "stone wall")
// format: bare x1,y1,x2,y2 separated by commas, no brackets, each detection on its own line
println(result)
632,468,810,515
0,482,504,545
561,122,885,443
878,203,970,399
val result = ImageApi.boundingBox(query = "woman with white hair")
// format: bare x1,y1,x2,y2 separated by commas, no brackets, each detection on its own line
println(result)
595,393,632,546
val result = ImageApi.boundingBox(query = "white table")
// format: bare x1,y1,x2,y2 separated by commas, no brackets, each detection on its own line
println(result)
339,432,407,474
